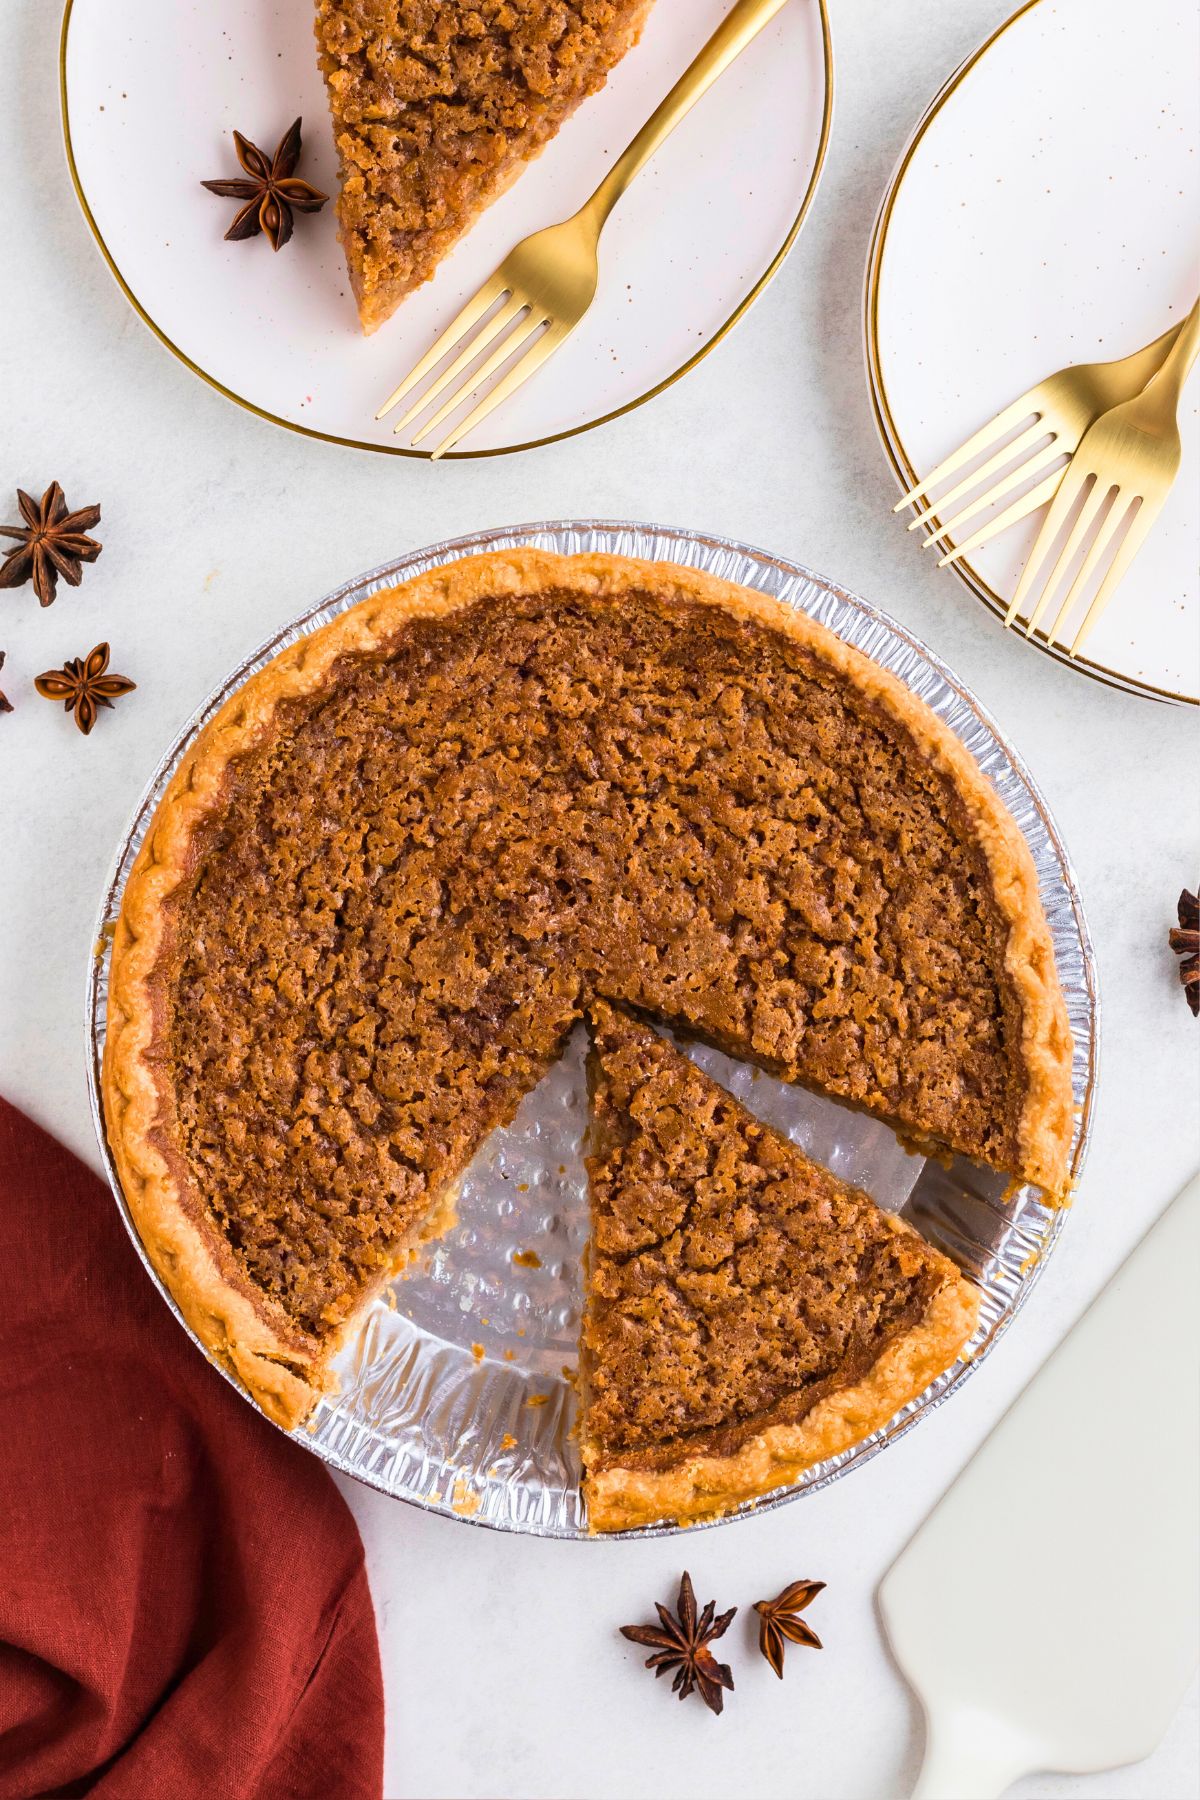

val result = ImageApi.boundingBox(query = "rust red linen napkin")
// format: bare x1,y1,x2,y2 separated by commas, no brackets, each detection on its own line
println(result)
0,1097,384,1800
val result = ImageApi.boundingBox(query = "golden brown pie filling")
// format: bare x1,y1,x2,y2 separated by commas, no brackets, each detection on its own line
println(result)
169,583,1034,1341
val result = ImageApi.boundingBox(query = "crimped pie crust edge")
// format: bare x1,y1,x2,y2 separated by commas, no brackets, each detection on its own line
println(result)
583,1271,981,1531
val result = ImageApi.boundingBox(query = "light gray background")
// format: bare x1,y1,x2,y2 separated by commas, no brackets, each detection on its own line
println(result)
2,2,1197,1797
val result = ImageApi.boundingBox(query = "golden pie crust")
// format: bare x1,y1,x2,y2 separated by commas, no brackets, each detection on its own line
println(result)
585,1280,981,1532
102,549,1073,1495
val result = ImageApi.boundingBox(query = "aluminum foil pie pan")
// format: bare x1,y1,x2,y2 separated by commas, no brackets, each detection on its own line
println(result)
86,520,1099,1539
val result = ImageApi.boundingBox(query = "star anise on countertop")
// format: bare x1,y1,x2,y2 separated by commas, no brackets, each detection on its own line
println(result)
1169,886,1199,1018
620,1572,736,1716
753,1579,826,1679
0,482,102,607
0,651,12,714
35,642,135,736
202,118,329,252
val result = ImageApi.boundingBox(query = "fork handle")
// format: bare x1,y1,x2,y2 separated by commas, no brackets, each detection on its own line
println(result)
1143,295,1200,407
581,0,791,231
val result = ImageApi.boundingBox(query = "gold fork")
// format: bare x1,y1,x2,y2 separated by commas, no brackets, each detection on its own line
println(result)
376,0,790,458
894,319,1183,567
1004,295,1200,655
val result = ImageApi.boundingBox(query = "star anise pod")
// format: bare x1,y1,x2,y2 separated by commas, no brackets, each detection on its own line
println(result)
35,642,135,736
0,481,102,607
620,1572,736,1716
202,118,328,252
753,1579,826,1679
0,650,12,714
1169,886,1199,1018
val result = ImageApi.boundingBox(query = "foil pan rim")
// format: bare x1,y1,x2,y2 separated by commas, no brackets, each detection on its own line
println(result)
85,519,1098,1540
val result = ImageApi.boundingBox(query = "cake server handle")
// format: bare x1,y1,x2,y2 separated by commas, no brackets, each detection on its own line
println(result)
910,1707,1035,1800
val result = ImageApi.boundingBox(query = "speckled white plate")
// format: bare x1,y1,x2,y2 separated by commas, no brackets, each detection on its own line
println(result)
60,0,830,459
865,0,1200,705
87,521,1097,1537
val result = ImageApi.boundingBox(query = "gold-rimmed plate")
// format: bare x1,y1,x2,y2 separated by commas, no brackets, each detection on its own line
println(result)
864,0,1199,706
61,0,831,461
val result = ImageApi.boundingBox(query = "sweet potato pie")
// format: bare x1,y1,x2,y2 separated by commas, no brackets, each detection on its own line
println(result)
103,550,1073,1527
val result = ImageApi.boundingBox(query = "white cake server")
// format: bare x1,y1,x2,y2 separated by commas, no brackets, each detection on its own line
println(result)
881,1173,1200,1800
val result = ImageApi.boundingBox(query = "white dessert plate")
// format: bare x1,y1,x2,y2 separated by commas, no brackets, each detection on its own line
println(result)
60,0,831,460
865,0,1200,705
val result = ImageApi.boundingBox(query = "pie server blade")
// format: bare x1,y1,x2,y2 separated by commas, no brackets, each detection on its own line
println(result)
881,1173,1200,1800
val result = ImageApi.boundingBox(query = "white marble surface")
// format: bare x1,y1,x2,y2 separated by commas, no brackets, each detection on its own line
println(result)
1,2,1197,1796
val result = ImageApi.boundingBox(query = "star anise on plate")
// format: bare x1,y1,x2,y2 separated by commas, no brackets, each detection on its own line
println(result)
753,1578,826,1679
620,1572,736,1716
0,481,102,607
202,118,329,252
35,642,135,736
0,651,12,714
1169,886,1199,1018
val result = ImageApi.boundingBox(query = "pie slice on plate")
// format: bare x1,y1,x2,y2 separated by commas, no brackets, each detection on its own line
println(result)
580,1000,981,1529
314,0,655,332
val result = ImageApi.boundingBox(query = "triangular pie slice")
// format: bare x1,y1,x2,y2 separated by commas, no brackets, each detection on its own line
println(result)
314,0,655,333
580,1000,981,1531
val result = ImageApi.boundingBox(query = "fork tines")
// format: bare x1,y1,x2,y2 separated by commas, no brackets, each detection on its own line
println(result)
894,396,1067,566
376,279,561,459
1004,474,1153,655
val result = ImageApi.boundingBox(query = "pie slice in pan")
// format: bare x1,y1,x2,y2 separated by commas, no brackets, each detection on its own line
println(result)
580,999,980,1530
